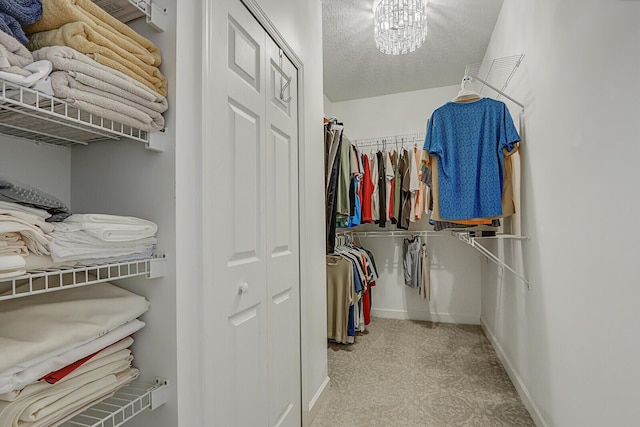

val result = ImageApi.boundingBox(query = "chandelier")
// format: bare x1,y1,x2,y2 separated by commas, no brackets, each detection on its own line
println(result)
374,0,428,55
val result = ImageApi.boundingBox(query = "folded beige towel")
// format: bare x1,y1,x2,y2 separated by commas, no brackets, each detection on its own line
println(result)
27,21,167,95
32,46,167,110
25,0,160,66
0,30,33,70
50,71,165,131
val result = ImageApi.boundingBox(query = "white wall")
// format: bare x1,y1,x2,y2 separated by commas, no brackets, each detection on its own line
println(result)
0,136,71,206
329,86,483,325
479,1,640,426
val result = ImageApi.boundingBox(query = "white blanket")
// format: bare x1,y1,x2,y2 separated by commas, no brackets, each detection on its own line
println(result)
0,281,148,374
0,202,50,221
0,339,133,402
0,367,139,427
64,214,157,242
0,320,143,394
0,61,52,89
0,220,53,256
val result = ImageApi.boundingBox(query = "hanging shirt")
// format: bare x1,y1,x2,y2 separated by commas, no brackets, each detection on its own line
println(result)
361,154,373,223
423,98,520,220
376,151,387,228
385,152,394,223
370,154,379,223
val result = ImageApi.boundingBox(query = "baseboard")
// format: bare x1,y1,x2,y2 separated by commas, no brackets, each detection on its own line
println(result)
371,308,480,325
480,317,548,427
303,375,330,426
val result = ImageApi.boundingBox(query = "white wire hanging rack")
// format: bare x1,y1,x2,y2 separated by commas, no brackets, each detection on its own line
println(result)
0,79,150,147
0,255,166,301
338,229,530,286
462,54,525,110
60,378,169,427
351,132,424,150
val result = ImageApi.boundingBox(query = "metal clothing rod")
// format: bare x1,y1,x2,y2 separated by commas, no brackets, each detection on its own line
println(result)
336,230,447,238
467,73,525,110
352,132,424,148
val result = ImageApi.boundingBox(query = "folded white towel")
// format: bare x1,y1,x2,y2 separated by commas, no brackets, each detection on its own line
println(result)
64,213,157,241
0,202,50,220
0,281,149,374
0,320,143,394
0,208,54,234
0,60,52,89
0,220,53,256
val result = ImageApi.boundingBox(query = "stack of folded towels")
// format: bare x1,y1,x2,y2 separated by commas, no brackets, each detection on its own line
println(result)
49,213,158,265
0,281,149,427
0,175,158,276
0,0,168,133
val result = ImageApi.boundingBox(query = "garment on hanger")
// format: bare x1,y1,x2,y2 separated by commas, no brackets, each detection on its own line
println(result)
423,98,520,220
361,154,373,223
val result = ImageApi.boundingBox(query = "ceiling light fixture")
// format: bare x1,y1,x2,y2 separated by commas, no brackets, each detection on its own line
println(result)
374,0,428,55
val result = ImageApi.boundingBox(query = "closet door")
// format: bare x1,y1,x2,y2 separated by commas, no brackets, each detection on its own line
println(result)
265,37,300,427
204,0,301,425
206,0,268,425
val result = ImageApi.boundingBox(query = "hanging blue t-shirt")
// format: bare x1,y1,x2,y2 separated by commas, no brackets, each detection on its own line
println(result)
423,98,520,220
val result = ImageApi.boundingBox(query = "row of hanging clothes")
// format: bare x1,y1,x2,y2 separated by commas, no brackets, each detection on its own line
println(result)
325,233,379,345
324,116,430,254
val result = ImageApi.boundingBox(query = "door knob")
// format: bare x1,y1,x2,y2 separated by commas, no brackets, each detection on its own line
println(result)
238,282,249,294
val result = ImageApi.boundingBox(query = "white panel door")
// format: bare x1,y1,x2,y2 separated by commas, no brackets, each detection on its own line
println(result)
265,37,300,427
204,0,301,425
206,0,268,425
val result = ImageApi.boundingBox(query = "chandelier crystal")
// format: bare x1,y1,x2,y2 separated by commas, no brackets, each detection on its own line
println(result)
374,0,428,55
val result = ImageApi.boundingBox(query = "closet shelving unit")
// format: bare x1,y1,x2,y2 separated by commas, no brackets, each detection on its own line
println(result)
0,7,171,424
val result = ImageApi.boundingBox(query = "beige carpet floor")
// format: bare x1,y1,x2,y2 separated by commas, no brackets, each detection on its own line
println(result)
311,318,535,427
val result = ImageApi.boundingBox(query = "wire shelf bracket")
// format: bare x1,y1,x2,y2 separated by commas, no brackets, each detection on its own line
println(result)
60,378,169,427
127,0,168,32
0,255,166,302
463,54,525,111
456,232,530,288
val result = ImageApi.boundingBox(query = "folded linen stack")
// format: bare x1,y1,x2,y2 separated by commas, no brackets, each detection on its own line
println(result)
0,281,148,426
0,0,42,43
49,213,157,264
0,201,55,278
32,45,168,131
25,0,167,96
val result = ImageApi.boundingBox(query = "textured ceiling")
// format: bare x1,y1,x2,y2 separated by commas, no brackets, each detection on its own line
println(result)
322,0,504,102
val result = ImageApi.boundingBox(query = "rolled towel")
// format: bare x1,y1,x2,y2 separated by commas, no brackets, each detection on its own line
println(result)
0,0,42,25
65,213,157,242
0,13,27,44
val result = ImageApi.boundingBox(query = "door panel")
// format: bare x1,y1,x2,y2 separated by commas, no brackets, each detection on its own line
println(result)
208,0,268,425
206,0,301,425
266,35,300,427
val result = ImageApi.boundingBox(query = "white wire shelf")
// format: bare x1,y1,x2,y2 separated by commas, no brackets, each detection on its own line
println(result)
60,378,169,427
462,54,525,110
0,255,166,301
0,79,150,147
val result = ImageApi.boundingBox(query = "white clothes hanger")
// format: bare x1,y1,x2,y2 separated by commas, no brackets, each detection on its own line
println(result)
452,75,482,103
